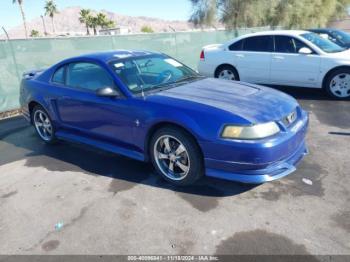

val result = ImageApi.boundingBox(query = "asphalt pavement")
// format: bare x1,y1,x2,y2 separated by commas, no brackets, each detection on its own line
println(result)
0,87,349,256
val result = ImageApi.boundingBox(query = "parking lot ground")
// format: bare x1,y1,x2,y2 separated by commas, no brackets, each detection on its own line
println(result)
0,87,349,255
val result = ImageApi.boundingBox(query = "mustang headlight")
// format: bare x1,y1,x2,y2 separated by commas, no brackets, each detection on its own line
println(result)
221,122,280,139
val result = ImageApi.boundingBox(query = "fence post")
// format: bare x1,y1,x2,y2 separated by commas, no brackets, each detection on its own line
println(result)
2,27,21,82
169,26,178,58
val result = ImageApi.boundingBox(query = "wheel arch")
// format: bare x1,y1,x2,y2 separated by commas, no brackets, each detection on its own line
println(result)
28,99,58,126
322,65,350,89
144,121,204,162
214,64,240,80
28,100,44,124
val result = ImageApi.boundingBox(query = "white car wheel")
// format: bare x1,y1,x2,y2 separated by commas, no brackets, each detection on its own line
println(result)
218,69,236,81
329,73,350,98
215,65,239,81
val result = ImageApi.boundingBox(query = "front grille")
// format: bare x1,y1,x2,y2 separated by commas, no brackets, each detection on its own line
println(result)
282,109,297,127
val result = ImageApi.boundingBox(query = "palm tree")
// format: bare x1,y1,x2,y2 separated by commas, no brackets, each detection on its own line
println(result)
96,13,115,30
96,13,108,28
79,9,91,35
44,0,58,34
85,12,115,35
104,20,115,29
12,0,28,39
87,15,98,35
40,15,47,35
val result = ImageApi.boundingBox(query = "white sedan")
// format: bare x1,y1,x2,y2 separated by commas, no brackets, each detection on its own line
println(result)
198,30,350,99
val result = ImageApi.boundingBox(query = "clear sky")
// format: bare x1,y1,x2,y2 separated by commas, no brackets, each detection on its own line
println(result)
0,0,193,29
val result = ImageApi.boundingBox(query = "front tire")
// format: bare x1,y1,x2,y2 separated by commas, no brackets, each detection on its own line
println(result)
31,105,57,144
324,69,350,99
150,127,204,186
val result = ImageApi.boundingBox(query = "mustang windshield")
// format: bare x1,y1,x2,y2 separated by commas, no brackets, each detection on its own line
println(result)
301,33,346,53
110,54,201,94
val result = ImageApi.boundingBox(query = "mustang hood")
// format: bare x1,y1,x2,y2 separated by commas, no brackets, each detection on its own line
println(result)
149,78,298,124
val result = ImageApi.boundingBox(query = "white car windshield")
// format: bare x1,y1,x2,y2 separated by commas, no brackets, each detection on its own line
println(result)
301,32,346,53
331,30,350,44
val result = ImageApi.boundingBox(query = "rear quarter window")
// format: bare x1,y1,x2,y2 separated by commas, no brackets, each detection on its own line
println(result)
242,36,274,52
52,66,65,84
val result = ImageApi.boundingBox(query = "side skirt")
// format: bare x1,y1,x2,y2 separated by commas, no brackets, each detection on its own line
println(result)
55,130,145,162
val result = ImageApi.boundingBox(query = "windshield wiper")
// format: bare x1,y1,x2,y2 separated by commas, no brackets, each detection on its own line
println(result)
175,75,203,83
151,81,178,90
140,75,204,95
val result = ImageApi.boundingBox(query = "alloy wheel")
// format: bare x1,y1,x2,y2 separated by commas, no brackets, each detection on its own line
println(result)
330,73,350,98
33,109,53,141
153,135,190,181
218,69,236,81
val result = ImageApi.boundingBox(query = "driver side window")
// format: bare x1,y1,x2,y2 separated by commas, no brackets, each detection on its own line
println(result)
274,36,311,53
66,62,114,91
294,38,310,53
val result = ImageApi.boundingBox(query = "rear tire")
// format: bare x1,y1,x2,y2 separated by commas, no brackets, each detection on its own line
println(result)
324,68,350,99
150,126,204,186
215,65,239,81
31,105,57,144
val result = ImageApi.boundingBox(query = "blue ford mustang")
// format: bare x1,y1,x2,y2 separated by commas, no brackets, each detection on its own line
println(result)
20,50,309,186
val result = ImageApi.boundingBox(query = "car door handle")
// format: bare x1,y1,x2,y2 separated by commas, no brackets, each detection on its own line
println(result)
235,54,245,58
273,56,285,60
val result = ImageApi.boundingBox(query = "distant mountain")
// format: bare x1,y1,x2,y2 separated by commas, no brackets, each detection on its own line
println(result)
2,6,198,39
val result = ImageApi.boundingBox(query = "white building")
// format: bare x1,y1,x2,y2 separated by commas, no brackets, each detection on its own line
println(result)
99,27,130,36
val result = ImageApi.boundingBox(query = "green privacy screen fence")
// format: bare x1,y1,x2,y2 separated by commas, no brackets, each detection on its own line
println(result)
0,28,268,113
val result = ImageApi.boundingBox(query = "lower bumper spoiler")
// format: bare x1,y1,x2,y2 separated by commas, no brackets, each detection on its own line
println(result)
206,143,309,184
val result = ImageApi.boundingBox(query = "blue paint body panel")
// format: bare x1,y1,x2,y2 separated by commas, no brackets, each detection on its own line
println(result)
20,50,309,184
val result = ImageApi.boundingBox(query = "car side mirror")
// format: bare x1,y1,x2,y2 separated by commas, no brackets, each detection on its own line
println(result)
298,47,312,55
96,87,120,97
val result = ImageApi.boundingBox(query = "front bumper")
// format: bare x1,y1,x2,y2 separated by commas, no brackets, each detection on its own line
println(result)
205,141,308,183
201,109,309,184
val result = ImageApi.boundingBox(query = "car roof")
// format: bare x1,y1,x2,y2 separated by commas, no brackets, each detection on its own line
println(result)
240,30,310,38
308,28,337,32
72,49,161,63
225,30,312,47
